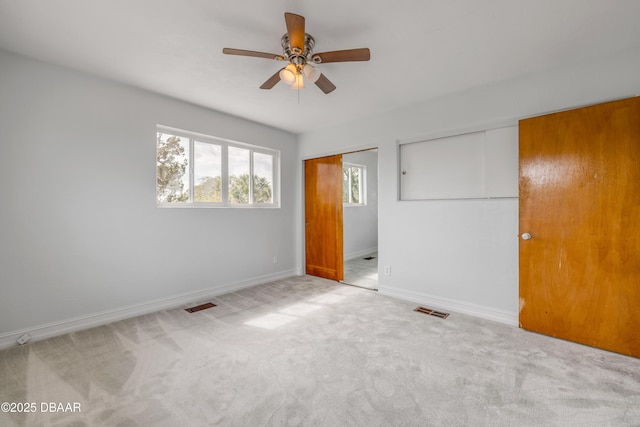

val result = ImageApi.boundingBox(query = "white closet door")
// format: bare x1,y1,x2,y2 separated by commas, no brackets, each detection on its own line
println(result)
399,125,518,200
485,126,518,198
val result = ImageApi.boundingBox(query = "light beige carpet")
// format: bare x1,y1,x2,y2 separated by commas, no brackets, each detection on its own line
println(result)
1,275,639,426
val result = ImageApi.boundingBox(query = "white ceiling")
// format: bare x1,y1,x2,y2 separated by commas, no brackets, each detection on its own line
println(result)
1,0,639,134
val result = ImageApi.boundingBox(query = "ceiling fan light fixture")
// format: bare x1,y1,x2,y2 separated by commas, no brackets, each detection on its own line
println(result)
291,73,304,90
279,63,297,85
302,63,321,83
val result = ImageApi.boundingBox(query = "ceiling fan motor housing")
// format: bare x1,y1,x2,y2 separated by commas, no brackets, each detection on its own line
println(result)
281,34,317,68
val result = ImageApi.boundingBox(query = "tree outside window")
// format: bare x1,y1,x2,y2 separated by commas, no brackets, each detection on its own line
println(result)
157,134,189,203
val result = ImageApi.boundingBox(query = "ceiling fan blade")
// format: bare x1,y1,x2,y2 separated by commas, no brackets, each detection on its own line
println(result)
260,69,283,89
312,48,370,64
223,48,284,61
315,73,336,94
285,12,305,53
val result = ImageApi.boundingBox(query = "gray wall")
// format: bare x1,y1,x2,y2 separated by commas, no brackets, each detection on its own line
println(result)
0,50,298,344
298,47,640,325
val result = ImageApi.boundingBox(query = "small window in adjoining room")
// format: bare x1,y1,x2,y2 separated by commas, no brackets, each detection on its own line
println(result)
343,163,366,206
156,126,279,208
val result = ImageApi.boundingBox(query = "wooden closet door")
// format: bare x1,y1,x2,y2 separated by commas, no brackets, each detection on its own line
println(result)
519,96,640,358
304,155,344,281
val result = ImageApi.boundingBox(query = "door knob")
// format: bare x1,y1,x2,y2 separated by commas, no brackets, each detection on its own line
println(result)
521,233,532,240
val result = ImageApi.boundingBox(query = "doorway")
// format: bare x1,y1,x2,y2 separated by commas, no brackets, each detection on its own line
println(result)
304,149,379,289
341,149,378,289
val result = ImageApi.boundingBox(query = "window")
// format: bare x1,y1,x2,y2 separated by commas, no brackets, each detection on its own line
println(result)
156,126,279,207
343,163,366,205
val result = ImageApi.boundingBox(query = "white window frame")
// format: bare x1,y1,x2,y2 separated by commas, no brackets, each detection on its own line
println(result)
156,125,280,208
343,162,366,206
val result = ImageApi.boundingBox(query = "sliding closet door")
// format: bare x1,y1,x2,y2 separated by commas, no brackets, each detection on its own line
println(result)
304,155,344,281
519,96,640,358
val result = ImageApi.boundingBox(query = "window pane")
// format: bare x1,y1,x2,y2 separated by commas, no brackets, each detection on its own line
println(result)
253,152,273,204
351,167,360,203
343,165,365,205
343,167,350,203
194,141,222,202
228,146,250,204
156,133,189,203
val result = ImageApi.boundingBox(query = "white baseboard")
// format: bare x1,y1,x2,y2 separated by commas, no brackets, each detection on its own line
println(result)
344,246,378,261
378,286,518,326
0,269,298,350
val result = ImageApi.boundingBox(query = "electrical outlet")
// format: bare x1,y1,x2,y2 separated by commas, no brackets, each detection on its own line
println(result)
17,333,31,345
384,266,391,276
273,256,278,264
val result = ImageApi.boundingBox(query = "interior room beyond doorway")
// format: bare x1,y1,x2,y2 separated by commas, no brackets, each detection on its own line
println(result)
341,149,378,290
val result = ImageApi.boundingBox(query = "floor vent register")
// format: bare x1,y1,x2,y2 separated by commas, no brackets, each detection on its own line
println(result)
414,306,450,319
185,302,217,313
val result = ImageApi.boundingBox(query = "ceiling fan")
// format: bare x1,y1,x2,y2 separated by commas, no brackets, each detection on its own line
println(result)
223,12,370,94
